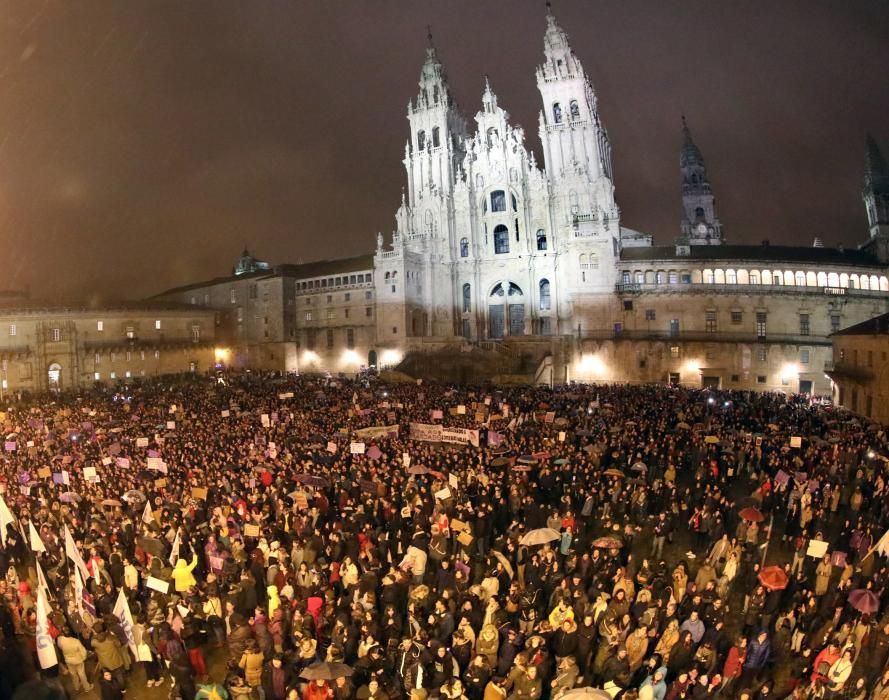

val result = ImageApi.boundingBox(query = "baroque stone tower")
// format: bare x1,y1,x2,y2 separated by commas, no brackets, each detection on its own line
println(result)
680,117,723,245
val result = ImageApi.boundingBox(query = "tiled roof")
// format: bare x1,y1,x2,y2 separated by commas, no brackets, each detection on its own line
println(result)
833,312,889,336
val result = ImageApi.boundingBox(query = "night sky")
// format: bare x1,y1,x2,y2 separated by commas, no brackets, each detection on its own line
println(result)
1,1,888,301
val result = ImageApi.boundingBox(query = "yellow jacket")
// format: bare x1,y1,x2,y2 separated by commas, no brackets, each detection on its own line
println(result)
170,553,199,592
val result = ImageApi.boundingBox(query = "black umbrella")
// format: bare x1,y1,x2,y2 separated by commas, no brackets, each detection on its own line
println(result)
300,662,353,681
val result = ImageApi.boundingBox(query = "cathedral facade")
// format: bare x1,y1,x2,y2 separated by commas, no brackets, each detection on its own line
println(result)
154,9,889,398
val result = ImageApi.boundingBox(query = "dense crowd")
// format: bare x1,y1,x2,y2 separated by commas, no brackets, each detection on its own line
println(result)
0,372,887,700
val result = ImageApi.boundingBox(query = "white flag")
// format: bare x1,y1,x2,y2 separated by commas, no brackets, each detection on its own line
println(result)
64,525,90,582
142,501,154,525
35,558,50,596
73,565,85,618
0,494,14,546
36,586,58,669
112,588,138,656
29,521,46,553
169,531,181,567
874,527,889,557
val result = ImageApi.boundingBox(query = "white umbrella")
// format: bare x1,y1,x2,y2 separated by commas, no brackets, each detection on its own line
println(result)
519,527,561,546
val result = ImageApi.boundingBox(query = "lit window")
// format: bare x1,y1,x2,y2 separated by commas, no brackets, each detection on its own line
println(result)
126,326,135,339
110,372,116,379
191,325,200,342
155,320,161,330
230,289,237,304
491,190,506,213
670,346,680,358
326,310,335,320
8,324,14,337
94,372,100,381
305,312,312,321
94,353,100,365
51,328,61,342
125,351,131,363
96,321,103,332
125,371,131,378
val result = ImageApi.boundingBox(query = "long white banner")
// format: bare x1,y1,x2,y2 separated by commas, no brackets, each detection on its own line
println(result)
409,423,479,447
353,424,400,439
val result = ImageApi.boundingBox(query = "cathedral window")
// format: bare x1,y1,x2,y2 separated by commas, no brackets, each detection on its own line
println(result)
462,284,471,313
417,130,426,150
539,279,551,311
569,100,580,119
460,237,469,258
432,127,440,148
494,225,509,254
433,85,440,104
486,127,498,148
536,230,547,251
553,102,563,124
491,190,506,213
695,206,705,219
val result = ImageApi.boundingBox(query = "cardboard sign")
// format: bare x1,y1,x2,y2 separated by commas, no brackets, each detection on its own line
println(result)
558,431,566,442
457,405,466,415
449,473,459,490
243,524,260,537
191,487,208,500
790,436,802,448
434,487,452,501
221,410,230,418
350,442,365,455
154,478,167,489
169,405,176,414
450,518,469,533
102,457,112,466
278,392,294,400
147,457,167,473
704,435,719,444
166,421,175,430
37,467,51,479
402,453,411,468
261,414,270,428
146,576,169,594
136,437,149,448
83,466,98,482
544,411,556,423
457,531,474,547
326,441,337,454
806,539,829,559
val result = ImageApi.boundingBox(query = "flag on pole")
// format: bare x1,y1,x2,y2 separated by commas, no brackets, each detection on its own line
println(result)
73,565,85,618
64,525,90,581
35,558,50,596
142,501,154,525
112,588,138,656
864,526,889,561
29,521,46,553
169,530,181,567
35,586,58,669
0,494,14,546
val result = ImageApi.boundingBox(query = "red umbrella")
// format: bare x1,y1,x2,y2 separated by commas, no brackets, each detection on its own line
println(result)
758,565,789,591
848,589,879,614
739,506,764,523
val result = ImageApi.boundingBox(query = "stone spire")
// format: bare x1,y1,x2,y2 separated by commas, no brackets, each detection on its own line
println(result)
680,116,722,245
864,134,889,239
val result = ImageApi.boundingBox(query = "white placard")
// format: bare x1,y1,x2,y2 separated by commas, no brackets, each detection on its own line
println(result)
261,414,270,427
448,473,458,490
457,405,466,415
435,487,452,501
102,457,112,466
350,442,365,455
83,466,98,482
806,539,829,559
146,576,169,593
166,421,175,430
402,452,411,468
221,410,230,418
136,437,149,448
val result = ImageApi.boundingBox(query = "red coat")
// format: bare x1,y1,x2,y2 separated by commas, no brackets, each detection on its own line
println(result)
722,645,745,680
303,681,333,700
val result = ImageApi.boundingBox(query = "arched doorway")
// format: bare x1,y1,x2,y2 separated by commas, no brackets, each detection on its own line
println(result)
367,350,378,368
488,282,525,338
47,362,61,390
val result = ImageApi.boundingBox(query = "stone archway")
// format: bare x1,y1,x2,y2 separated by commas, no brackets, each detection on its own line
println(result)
487,282,525,339
47,362,61,390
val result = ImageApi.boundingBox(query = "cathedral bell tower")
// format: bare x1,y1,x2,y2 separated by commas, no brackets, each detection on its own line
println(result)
403,31,467,210
680,117,723,245
864,134,889,240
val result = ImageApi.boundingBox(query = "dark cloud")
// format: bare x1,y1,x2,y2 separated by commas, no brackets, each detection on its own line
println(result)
0,1,887,299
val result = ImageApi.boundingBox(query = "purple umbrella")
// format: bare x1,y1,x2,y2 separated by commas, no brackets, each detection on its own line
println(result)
848,589,879,614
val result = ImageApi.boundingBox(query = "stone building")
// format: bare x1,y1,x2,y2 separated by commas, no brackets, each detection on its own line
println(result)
153,254,380,374
0,298,216,392
829,312,889,423
150,9,889,394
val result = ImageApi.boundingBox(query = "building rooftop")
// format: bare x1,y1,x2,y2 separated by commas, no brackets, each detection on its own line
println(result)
619,244,879,267
833,312,889,336
152,254,376,298
0,299,208,315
